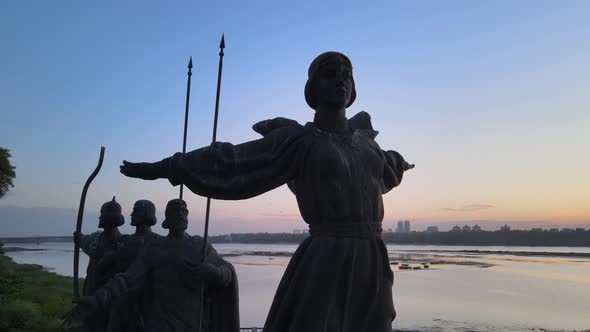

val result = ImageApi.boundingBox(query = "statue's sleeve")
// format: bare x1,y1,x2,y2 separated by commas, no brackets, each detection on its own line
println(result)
80,232,101,257
381,149,407,194
166,125,305,200
205,244,235,287
204,244,240,332
94,247,152,308
346,111,406,194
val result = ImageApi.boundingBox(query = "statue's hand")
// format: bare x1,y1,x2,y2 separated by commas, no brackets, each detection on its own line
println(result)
120,160,164,180
73,231,83,246
184,259,223,283
62,296,99,330
403,160,415,171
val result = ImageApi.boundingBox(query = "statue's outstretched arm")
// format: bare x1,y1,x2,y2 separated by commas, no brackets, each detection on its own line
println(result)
120,159,169,180
121,125,305,200
381,149,415,194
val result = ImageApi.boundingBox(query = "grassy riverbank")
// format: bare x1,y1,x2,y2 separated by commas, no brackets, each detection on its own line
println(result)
0,243,78,332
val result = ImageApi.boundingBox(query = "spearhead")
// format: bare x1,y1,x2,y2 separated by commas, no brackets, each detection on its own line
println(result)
188,56,193,69
219,34,225,57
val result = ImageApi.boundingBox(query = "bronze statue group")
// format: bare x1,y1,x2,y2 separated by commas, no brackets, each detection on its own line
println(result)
67,197,237,332
64,52,414,332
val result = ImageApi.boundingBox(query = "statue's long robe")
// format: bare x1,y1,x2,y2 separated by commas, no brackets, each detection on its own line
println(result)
80,230,123,332
164,112,407,332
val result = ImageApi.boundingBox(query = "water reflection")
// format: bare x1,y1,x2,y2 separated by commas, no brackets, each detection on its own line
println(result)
4,242,590,331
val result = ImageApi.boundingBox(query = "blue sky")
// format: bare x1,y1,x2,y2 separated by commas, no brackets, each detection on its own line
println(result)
1,1,589,236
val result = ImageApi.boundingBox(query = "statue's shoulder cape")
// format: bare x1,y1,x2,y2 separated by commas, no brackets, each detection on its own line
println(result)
252,111,379,140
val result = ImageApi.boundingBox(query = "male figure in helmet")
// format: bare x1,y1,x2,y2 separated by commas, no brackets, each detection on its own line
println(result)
73,196,125,331
74,196,125,296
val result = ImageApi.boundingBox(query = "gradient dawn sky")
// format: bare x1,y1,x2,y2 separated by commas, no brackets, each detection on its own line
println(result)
1,1,589,236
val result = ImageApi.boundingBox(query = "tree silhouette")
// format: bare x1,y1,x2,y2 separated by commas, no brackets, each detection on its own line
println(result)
0,147,16,198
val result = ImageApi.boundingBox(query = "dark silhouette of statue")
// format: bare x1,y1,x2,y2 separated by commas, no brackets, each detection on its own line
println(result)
106,200,161,332
74,196,125,332
64,199,239,332
119,51,414,331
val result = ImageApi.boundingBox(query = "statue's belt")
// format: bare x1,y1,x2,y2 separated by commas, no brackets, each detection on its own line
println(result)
309,222,383,239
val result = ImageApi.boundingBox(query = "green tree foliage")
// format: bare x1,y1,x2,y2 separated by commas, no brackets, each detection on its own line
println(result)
0,147,16,198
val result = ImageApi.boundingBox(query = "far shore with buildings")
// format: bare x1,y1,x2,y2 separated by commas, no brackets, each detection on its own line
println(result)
387,220,587,234
1,221,589,247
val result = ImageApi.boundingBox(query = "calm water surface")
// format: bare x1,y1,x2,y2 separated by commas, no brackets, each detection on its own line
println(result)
5,242,590,331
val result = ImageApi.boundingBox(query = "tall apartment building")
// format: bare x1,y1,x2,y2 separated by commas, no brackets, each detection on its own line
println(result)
396,220,411,233
403,220,411,233
396,221,404,233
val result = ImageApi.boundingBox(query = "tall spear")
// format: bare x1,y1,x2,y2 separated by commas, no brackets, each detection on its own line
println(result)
202,34,225,259
197,34,225,332
73,146,105,300
180,57,193,199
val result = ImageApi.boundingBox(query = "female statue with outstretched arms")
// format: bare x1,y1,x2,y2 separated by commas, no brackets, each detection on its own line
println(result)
121,52,414,332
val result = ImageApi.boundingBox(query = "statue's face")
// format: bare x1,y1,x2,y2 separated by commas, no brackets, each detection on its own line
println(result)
314,60,353,109
130,203,145,226
99,208,120,227
164,200,188,231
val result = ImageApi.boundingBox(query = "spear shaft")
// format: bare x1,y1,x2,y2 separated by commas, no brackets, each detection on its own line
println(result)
73,146,105,300
202,34,225,260
180,57,193,199
198,34,225,332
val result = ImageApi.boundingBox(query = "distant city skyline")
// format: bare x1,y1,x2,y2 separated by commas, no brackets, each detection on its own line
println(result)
1,1,589,237
1,204,589,237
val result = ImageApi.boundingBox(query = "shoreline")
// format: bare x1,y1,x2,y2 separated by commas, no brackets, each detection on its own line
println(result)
417,249,590,258
2,246,47,252
3,233,590,248
5,244,590,259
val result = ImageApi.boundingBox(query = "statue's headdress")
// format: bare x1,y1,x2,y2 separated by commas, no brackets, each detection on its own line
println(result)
99,196,125,227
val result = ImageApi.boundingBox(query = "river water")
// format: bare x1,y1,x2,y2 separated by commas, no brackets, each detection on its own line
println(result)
5,242,590,331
